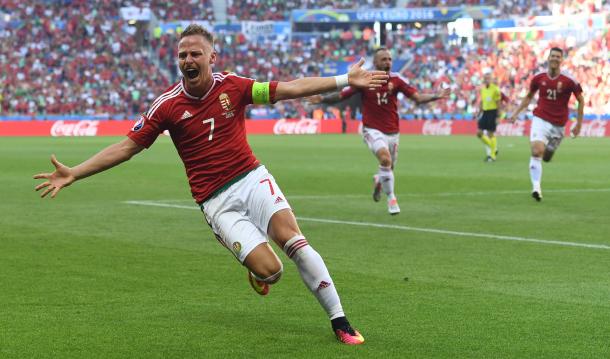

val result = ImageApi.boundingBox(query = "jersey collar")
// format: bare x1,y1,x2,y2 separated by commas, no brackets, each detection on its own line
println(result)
181,77,217,100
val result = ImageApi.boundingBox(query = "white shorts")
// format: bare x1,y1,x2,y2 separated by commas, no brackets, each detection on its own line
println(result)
362,126,400,164
200,165,291,263
530,115,565,149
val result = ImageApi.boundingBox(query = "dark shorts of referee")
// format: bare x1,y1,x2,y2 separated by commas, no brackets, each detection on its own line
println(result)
478,109,498,132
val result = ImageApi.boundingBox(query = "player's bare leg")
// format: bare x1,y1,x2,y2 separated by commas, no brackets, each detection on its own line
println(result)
530,141,545,201
267,209,364,345
243,243,283,296
375,148,399,214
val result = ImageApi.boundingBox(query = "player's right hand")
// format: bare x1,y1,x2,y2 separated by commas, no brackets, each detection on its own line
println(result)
33,155,75,198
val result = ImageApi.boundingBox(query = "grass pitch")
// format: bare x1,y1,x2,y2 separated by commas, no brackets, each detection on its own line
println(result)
1,134,609,358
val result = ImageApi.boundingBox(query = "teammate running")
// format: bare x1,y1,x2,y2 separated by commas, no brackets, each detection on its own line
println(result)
309,48,448,214
509,47,584,201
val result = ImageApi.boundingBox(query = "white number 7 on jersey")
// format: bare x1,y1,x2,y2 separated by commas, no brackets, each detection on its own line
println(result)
202,118,215,141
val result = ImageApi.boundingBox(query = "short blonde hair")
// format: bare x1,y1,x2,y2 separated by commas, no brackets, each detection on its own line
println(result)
180,24,214,45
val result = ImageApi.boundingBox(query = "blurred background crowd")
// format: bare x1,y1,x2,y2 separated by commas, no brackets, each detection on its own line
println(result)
1,0,608,120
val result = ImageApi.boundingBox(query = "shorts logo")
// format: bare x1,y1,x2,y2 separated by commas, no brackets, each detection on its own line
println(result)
132,115,146,131
317,281,331,291
274,196,284,204
232,242,242,254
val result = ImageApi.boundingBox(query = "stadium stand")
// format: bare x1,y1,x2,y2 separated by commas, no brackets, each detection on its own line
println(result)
1,0,609,120
227,0,396,21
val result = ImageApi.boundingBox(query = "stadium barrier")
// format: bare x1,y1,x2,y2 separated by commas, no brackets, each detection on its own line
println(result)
1,119,609,137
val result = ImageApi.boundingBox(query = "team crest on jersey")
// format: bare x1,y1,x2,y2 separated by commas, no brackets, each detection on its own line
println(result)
232,242,242,254
132,114,146,132
219,93,235,118
557,81,563,93
542,81,547,86
387,82,394,94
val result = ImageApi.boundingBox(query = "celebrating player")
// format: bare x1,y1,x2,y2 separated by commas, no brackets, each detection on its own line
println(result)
309,48,449,215
475,68,505,162
33,24,388,345
509,47,584,201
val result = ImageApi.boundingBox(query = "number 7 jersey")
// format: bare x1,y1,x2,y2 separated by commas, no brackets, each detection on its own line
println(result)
127,72,278,204
340,72,417,134
530,71,583,126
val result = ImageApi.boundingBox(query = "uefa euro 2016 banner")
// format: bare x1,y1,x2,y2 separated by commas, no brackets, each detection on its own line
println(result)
2,120,609,137
291,7,493,23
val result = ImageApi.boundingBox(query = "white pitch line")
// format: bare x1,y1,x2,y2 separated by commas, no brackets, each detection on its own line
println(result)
123,188,610,202
123,200,610,251
288,188,610,199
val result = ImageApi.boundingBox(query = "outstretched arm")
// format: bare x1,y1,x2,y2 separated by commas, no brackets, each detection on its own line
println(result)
307,92,343,105
275,58,387,102
509,91,535,122
33,137,144,198
411,88,450,105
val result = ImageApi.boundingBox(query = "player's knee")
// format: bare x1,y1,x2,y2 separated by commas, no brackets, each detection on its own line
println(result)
531,148,544,158
379,156,392,168
256,263,283,284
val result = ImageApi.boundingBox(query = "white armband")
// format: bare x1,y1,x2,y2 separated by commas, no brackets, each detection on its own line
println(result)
334,74,349,89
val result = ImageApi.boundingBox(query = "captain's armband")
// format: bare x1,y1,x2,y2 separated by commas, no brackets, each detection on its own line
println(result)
252,82,271,104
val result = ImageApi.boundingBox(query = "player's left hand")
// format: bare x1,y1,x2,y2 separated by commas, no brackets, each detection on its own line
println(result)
571,122,582,138
436,87,450,99
348,58,388,89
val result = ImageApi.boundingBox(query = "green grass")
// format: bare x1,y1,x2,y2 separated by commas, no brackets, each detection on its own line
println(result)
1,135,609,358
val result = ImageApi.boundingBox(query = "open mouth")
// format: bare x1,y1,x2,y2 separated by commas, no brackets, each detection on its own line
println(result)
185,68,200,79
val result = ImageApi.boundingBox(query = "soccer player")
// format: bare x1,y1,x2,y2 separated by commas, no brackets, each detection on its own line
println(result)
509,47,584,201
475,68,503,162
33,24,388,345
309,48,449,215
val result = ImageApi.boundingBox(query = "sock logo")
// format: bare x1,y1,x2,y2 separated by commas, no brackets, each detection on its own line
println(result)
317,281,331,291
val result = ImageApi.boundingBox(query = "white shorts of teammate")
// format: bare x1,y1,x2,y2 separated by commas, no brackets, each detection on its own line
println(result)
530,115,565,151
200,165,291,263
362,126,400,164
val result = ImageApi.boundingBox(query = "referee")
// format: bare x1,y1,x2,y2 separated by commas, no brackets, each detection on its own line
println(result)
476,68,503,162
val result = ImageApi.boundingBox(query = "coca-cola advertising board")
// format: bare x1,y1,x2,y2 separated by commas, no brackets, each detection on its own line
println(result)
1,119,609,137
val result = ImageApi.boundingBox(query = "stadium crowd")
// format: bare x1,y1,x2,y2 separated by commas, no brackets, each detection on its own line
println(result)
0,0,169,116
227,0,396,21
1,0,609,119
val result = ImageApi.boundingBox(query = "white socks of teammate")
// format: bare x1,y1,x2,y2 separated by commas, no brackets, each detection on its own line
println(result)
378,166,395,198
283,235,345,320
529,156,542,191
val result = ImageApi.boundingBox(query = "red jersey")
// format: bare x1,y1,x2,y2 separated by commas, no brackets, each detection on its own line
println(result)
128,72,278,203
530,71,583,126
340,72,417,134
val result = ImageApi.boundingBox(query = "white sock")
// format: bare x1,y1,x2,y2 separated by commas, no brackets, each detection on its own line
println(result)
283,235,344,320
485,145,491,156
529,157,542,190
378,166,395,197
